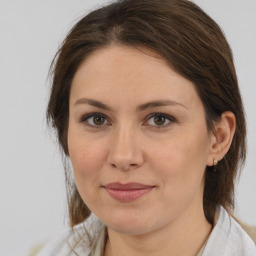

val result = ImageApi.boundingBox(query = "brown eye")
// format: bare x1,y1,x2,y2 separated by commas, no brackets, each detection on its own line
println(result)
81,113,108,127
154,115,166,125
146,113,175,128
93,115,105,125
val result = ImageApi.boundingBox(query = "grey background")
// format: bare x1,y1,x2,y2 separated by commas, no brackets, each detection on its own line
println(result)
0,0,255,255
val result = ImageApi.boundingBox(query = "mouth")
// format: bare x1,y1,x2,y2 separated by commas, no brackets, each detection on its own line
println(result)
102,182,156,202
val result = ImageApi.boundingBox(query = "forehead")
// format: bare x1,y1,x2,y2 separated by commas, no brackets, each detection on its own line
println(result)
70,45,201,109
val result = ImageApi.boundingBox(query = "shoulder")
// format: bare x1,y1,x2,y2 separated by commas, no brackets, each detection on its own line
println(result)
232,216,256,245
203,206,256,256
36,225,91,256
228,212,256,254
244,225,256,244
36,214,103,256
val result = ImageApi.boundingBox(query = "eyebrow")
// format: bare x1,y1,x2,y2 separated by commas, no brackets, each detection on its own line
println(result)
74,98,187,111
137,100,187,111
75,98,113,111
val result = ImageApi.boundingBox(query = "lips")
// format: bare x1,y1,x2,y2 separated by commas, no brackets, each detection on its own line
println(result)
103,182,155,202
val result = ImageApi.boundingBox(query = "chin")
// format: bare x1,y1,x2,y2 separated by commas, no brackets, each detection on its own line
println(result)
108,222,152,235
102,211,159,235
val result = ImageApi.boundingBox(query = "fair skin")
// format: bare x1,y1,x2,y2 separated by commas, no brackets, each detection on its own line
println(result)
68,45,236,256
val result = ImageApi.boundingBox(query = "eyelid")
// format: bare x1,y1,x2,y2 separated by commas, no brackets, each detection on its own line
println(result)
80,112,111,128
80,112,176,129
144,113,176,128
80,112,105,121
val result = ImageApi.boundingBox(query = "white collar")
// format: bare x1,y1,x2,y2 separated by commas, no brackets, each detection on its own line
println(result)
202,206,256,255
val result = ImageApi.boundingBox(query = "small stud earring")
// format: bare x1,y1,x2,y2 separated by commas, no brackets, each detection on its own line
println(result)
213,159,218,172
213,159,218,166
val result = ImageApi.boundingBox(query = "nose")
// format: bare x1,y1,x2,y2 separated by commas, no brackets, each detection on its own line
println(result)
107,125,144,171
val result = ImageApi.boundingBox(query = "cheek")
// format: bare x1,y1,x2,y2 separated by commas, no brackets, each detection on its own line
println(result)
148,130,210,186
67,134,109,210
148,137,208,215
68,132,106,185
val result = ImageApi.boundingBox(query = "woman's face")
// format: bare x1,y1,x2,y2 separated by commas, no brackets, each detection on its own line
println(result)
68,45,214,235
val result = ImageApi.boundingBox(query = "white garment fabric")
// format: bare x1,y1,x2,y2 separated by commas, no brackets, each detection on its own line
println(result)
201,206,256,255
37,206,256,256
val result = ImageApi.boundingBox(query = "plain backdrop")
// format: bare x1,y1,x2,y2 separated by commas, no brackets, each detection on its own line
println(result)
0,1,255,255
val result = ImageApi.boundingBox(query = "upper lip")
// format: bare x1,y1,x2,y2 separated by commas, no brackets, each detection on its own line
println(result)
103,182,155,190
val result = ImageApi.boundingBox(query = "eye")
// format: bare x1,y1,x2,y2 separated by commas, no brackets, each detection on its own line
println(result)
81,113,109,127
146,113,175,128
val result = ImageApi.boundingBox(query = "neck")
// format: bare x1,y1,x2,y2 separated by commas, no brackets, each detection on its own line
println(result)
104,203,212,256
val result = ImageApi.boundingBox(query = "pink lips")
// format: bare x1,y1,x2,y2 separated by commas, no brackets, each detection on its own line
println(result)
103,182,155,202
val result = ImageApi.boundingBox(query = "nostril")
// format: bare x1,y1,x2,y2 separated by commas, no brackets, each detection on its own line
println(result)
111,163,117,168
110,162,138,171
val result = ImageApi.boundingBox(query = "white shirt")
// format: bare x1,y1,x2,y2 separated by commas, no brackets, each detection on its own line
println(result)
37,206,256,256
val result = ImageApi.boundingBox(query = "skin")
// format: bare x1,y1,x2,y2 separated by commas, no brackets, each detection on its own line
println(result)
68,45,236,256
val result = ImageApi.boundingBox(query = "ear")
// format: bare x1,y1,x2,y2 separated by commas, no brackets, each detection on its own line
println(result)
207,111,236,166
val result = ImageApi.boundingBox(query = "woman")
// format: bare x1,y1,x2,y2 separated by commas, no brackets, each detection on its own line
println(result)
38,0,256,255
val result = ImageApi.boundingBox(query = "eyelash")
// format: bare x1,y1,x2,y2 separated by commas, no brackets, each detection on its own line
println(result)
80,112,176,129
80,113,109,129
144,113,176,129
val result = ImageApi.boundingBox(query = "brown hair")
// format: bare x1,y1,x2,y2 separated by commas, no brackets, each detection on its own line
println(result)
47,0,246,227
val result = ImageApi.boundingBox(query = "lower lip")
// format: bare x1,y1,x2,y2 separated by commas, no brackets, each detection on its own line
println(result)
104,187,154,202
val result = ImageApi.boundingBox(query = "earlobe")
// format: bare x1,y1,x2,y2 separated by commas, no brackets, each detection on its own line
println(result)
207,111,236,166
